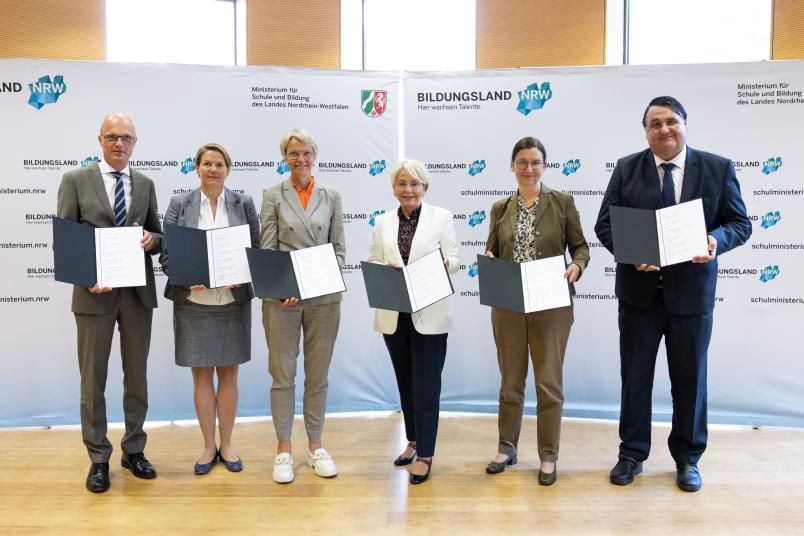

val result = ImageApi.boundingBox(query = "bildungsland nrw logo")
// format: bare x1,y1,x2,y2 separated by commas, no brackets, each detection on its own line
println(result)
28,75,67,110
369,160,386,176
516,82,552,116
468,210,486,227
180,158,195,175
467,262,479,278
761,211,781,229
80,156,99,168
361,90,387,118
468,160,486,176
759,265,780,283
761,157,782,175
277,160,290,175
369,209,386,227
562,159,581,176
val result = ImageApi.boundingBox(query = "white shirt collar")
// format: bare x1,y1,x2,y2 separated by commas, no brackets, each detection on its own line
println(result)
653,145,687,170
99,159,131,177
200,189,226,207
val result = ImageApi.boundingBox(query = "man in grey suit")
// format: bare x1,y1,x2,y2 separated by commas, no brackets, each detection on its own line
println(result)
57,113,163,492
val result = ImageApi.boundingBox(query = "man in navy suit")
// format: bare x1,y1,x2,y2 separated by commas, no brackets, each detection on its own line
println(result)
595,96,751,492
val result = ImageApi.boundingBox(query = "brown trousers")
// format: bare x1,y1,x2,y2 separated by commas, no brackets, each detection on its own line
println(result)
491,306,573,462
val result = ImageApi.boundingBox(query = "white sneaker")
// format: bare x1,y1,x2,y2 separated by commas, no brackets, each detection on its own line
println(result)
307,448,338,478
272,452,295,483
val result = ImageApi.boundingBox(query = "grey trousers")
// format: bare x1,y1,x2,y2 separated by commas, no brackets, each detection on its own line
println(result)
491,306,573,462
263,300,341,442
74,288,152,463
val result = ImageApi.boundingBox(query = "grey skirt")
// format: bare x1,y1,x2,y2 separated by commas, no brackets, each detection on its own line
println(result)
173,299,251,368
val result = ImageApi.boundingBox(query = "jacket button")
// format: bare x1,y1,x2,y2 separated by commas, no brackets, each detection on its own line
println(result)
535,230,541,236
537,251,542,256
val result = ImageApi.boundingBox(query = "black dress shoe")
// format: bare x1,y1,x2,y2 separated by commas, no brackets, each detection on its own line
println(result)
410,458,432,485
676,463,702,492
538,464,557,486
393,442,417,466
121,452,157,479
485,454,517,475
609,458,643,485
86,462,110,493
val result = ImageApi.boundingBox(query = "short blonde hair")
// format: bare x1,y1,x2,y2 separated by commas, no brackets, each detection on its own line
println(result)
390,159,430,189
279,128,318,159
194,143,232,169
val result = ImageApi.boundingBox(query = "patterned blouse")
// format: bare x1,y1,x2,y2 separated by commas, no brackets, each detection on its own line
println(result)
397,205,421,265
512,196,540,263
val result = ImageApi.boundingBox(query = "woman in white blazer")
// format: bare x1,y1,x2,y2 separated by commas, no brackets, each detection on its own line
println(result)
367,159,459,484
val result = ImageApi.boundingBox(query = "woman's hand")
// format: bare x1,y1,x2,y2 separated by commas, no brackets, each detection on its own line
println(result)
279,297,298,307
564,263,581,283
189,285,206,291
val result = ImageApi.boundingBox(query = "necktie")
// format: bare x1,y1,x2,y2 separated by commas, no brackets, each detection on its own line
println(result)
111,171,127,226
660,162,676,208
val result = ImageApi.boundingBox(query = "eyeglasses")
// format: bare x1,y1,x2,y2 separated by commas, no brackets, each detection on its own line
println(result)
514,160,544,170
287,150,315,160
102,134,137,145
394,180,425,190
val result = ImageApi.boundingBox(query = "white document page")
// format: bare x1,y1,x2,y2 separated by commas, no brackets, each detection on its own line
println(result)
656,199,709,267
290,243,346,300
207,224,252,288
403,249,453,312
519,255,571,313
94,226,145,288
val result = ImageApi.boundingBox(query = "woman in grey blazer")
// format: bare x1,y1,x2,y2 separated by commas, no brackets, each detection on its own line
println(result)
260,129,346,484
484,137,589,485
160,143,259,475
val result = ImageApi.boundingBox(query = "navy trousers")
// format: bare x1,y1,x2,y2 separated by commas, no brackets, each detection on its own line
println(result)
383,313,447,458
617,290,712,465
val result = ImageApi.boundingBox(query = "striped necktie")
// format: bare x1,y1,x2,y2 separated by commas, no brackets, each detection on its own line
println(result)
110,171,127,226
660,162,676,208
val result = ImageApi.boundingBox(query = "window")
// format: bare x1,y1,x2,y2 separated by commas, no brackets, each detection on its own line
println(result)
106,0,246,66
607,0,772,65
341,0,476,71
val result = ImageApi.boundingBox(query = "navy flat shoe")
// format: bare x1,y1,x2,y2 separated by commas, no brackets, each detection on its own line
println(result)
194,451,218,475
219,450,243,472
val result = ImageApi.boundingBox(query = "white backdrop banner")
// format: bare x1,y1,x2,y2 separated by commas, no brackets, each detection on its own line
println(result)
0,59,400,426
1,59,802,427
404,61,804,427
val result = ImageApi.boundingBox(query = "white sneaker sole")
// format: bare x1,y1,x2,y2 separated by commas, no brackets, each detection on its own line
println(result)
306,460,337,478
272,470,295,484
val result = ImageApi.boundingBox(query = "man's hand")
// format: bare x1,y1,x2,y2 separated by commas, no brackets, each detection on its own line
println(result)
692,235,717,263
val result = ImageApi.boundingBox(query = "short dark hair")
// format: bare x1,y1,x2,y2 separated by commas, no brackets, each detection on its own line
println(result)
642,96,687,127
511,136,547,162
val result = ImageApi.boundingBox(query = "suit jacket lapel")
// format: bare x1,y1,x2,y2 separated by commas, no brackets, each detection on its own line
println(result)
504,193,517,240
679,146,699,203
642,151,663,209
283,179,315,240
127,169,151,226
89,164,115,224
389,208,403,264
306,183,323,217
532,184,553,228
185,189,201,228
408,203,427,262
224,188,244,226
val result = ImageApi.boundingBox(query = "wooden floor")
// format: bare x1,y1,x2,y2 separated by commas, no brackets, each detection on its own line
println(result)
1,413,803,535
